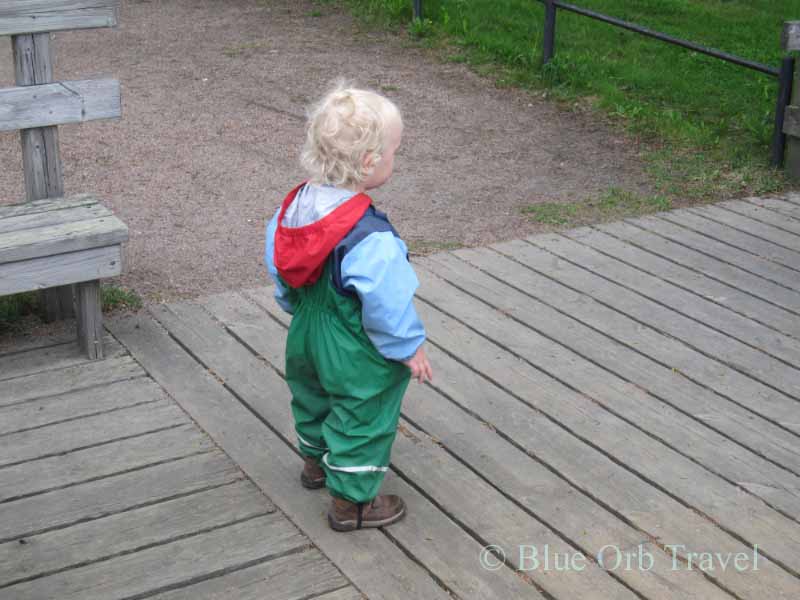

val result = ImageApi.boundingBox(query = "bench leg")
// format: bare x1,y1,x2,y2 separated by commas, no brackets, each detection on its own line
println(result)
76,281,104,360
40,285,76,322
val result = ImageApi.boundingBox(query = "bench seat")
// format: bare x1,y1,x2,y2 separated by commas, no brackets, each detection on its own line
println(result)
0,194,128,359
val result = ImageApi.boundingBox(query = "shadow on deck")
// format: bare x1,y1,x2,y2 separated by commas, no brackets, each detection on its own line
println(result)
2,196,800,599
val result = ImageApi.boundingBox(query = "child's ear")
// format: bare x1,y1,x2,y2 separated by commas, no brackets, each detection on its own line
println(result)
362,153,375,170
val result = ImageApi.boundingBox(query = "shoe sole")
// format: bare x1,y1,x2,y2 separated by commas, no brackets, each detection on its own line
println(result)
327,505,407,532
301,473,326,489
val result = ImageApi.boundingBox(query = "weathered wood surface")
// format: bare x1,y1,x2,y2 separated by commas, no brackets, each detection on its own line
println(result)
238,285,800,599
593,219,800,318
2,355,144,406
566,224,800,337
425,249,800,474
783,21,800,51
0,245,122,295
0,214,128,264
0,333,122,381
747,196,800,219
661,209,800,272
0,194,97,220
12,33,64,202
0,202,110,234
720,200,800,237
75,279,103,359
206,290,735,600
0,79,121,132
108,313,470,600
0,481,272,587
0,0,119,36
0,377,162,435
784,104,800,139
149,299,615,599
629,213,800,291
6,196,800,599
526,234,800,398
0,339,350,600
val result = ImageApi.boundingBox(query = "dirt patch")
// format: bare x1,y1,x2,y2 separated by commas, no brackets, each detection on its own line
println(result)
0,0,652,305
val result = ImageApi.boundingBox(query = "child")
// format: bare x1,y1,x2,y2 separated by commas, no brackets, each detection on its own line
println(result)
264,84,433,532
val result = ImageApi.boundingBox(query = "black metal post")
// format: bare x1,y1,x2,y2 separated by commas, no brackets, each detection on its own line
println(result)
413,0,422,20
772,56,795,167
543,0,557,64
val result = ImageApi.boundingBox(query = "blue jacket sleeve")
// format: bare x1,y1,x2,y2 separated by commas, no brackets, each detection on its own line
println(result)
341,231,426,361
264,208,295,314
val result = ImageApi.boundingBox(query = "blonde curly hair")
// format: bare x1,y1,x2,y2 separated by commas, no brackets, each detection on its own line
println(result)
301,82,402,189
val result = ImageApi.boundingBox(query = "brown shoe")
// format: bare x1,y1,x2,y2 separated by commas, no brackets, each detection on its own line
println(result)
328,494,406,531
300,456,326,489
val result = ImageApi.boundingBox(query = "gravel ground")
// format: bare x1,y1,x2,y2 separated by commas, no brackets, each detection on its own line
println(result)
0,0,652,304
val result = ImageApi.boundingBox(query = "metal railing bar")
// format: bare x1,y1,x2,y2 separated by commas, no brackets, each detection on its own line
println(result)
548,0,780,77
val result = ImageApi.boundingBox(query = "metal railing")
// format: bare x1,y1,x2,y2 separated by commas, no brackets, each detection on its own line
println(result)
411,0,794,167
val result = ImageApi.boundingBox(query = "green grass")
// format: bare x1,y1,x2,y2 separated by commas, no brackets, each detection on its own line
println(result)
341,0,798,204
522,187,671,226
406,239,464,254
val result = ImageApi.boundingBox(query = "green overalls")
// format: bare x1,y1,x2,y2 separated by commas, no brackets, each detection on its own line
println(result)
283,261,411,503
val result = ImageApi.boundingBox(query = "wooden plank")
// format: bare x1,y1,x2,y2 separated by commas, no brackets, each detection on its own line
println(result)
0,377,161,436
149,549,349,600
783,21,800,51
75,280,103,359
423,250,800,503
0,1,119,36
688,205,800,254
312,589,364,600
2,355,145,407
211,290,736,600
150,303,557,600
107,313,456,600
0,202,109,234
464,243,800,449
0,195,97,220
491,239,800,433
160,298,629,600
0,335,75,358
631,213,800,292
409,266,800,572
594,219,800,318
0,245,122,296
0,481,274,588
0,423,213,502
784,105,800,138
4,514,305,600
528,233,800,395
0,398,188,467
661,210,800,273
0,451,243,542
13,33,63,200
0,215,128,263
568,225,800,337
0,334,122,381
0,79,121,132
242,286,800,600
721,200,800,237
747,196,800,220
12,31,73,320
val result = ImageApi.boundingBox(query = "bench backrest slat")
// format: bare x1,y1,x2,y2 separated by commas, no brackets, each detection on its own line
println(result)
0,1,119,36
0,79,121,132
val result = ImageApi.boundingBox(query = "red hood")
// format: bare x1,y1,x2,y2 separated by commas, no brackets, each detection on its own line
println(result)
274,182,372,288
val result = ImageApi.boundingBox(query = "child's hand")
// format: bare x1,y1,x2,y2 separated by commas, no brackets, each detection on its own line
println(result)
403,345,433,384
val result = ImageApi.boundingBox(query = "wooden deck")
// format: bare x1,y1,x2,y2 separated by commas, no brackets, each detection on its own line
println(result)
2,195,800,599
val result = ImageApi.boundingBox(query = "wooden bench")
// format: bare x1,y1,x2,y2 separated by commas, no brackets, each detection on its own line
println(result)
0,1,124,359
0,195,128,358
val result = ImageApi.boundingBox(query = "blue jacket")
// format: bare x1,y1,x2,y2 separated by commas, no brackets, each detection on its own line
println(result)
265,183,426,362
